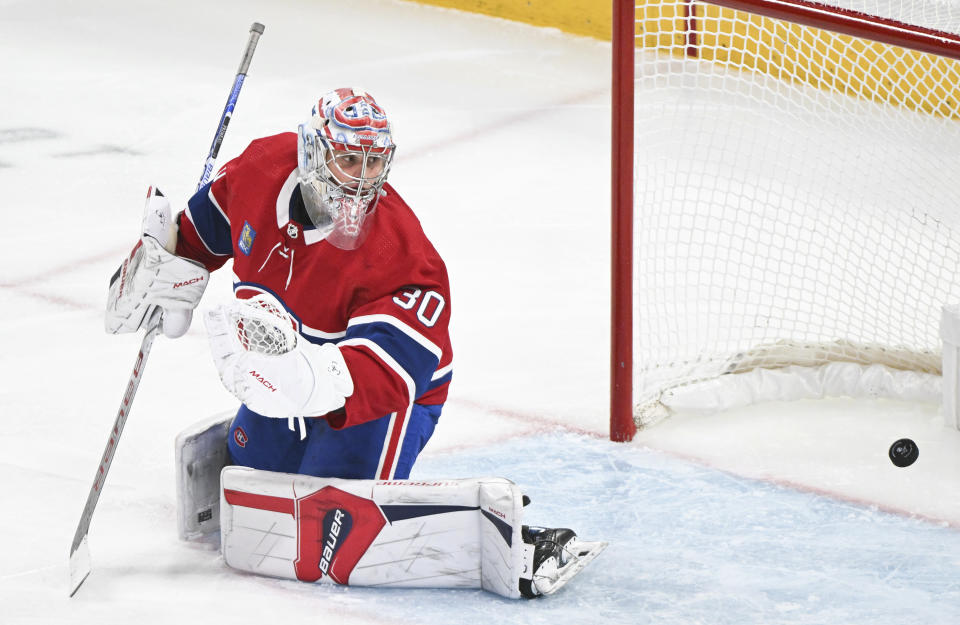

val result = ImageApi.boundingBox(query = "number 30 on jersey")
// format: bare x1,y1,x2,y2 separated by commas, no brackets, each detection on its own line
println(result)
392,288,445,327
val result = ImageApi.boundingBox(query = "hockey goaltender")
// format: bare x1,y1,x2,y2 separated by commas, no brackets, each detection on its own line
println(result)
102,88,605,598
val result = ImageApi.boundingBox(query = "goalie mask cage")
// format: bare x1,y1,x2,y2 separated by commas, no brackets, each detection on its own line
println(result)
611,0,960,441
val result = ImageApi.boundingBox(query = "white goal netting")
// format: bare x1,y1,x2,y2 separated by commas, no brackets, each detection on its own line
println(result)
631,0,960,425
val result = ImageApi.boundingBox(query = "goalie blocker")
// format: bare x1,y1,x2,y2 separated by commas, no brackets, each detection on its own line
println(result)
176,416,606,598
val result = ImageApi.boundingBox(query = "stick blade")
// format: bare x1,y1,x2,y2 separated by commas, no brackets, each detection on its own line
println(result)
68,536,91,597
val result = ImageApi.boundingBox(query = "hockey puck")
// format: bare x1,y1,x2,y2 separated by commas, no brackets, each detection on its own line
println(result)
888,438,919,467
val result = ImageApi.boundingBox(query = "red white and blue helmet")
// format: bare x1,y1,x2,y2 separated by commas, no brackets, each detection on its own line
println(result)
297,88,396,250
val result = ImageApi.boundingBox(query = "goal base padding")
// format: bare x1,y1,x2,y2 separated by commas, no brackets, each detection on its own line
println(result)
220,467,527,598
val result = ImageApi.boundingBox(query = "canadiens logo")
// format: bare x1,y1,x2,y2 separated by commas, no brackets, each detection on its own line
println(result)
233,426,248,448
238,221,257,255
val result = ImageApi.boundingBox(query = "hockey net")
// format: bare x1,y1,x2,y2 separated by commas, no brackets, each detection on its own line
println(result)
611,0,960,440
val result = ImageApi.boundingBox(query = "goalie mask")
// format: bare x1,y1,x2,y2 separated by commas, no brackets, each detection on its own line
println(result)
297,88,395,250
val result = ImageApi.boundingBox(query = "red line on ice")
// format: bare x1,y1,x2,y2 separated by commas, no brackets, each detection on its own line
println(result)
0,248,124,311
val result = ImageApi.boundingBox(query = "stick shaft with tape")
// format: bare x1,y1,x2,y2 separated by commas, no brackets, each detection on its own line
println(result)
69,22,265,597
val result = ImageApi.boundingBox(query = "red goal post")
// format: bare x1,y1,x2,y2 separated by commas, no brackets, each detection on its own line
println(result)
611,0,960,441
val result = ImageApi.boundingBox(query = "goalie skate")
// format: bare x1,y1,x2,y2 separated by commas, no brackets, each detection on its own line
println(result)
519,526,608,598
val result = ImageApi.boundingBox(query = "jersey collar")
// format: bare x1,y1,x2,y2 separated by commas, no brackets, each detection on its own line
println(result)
276,168,326,246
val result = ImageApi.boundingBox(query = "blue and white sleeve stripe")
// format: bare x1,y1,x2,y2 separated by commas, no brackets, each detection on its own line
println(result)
427,362,453,392
343,314,442,399
185,182,232,256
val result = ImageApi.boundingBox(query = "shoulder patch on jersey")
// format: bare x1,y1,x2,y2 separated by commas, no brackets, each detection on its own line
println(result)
238,221,257,255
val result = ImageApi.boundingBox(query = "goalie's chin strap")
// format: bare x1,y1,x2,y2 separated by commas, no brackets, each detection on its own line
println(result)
288,415,307,440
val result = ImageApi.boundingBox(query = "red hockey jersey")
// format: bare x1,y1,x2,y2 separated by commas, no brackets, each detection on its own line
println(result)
176,133,452,429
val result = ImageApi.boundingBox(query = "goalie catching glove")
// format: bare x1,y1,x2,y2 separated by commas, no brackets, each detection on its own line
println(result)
105,187,209,338
204,294,354,435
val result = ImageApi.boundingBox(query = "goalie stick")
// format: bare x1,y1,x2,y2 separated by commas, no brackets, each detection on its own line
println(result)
68,309,161,596
68,22,265,597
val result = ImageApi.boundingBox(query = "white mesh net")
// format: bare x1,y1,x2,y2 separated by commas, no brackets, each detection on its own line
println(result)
632,0,960,423
229,295,298,356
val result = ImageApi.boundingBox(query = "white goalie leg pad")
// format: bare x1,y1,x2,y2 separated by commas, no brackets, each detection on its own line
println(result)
175,412,234,541
220,467,527,598
478,481,525,597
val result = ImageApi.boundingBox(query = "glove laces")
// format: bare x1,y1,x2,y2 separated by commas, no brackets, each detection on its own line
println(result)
288,415,307,440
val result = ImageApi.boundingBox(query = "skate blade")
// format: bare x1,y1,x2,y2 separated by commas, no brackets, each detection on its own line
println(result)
536,539,608,596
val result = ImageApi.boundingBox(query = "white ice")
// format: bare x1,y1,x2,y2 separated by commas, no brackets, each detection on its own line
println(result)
2,1,960,623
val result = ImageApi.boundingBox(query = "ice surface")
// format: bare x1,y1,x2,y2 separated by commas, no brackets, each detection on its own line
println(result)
2,0,960,623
